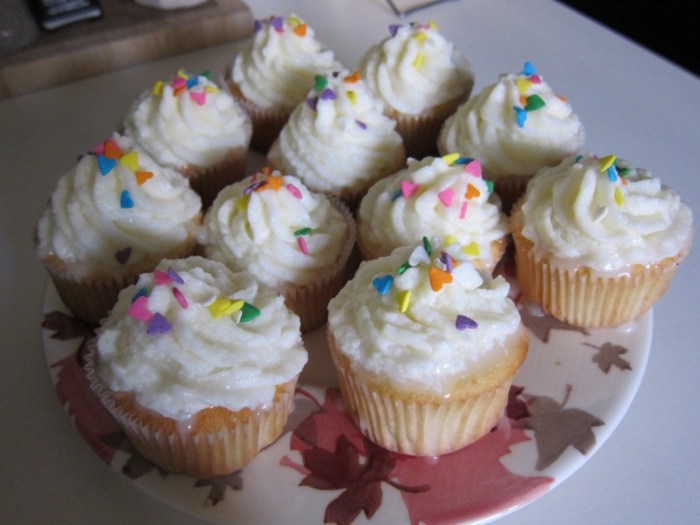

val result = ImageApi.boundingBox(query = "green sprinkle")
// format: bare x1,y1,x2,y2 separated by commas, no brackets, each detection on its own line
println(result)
525,94,546,112
397,261,411,275
313,74,328,92
240,303,261,323
422,236,432,256
485,180,494,193
294,227,313,236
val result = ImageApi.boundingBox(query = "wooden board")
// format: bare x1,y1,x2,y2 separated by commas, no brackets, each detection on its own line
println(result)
0,0,252,99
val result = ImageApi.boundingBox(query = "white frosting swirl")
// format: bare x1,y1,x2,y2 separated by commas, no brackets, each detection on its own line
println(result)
231,14,342,109
328,240,521,395
359,21,474,115
269,70,404,195
35,134,202,279
359,156,508,262
438,65,585,177
123,71,251,169
201,170,350,287
521,153,693,271
95,257,307,419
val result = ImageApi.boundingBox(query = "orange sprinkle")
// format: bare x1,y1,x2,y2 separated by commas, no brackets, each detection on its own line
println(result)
135,171,153,186
465,183,481,200
429,267,453,292
557,94,569,103
344,71,361,83
104,139,122,160
293,24,307,37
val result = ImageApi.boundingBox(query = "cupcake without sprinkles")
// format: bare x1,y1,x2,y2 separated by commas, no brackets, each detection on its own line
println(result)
510,153,693,327
267,69,406,209
438,62,585,212
200,168,356,332
359,20,474,159
226,14,342,152
122,69,251,207
86,256,307,478
35,134,202,324
357,154,508,272
327,238,528,456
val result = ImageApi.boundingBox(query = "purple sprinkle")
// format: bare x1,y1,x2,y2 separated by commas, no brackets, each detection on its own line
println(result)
355,119,367,130
389,24,402,37
253,19,263,33
270,16,284,32
147,313,172,335
306,96,318,112
244,180,266,194
320,88,337,101
167,267,184,285
114,246,132,265
455,314,478,331
440,252,453,273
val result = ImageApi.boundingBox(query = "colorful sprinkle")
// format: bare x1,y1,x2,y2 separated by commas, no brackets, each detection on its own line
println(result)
514,106,527,128
131,287,148,302
172,288,188,309
297,236,309,255
440,252,454,273
442,152,460,165
294,227,312,236
153,270,171,285
118,151,138,171
607,165,619,182
391,189,403,201
208,297,244,318
389,24,401,37
270,16,284,32
306,96,319,112
522,61,537,76
97,155,117,175
253,19,263,33
120,190,134,209
346,90,357,105
239,303,261,323
396,261,411,275
313,74,328,92
516,78,533,94
320,88,337,100
135,171,153,185
485,180,494,193
152,81,164,96
344,71,361,83
454,156,474,165
397,290,411,313
167,267,184,285
429,267,453,291
464,159,482,177
413,53,425,69
293,23,307,37
525,94,546,112
401,179,418,198
355,119,367,129
614,187,624,206
190,90,206,105
104,139,122,159
438,188,454,207
463,241,480,257
372,275,394,296
127,296,152,322
459,201,468,219
147,313,172,335
455,314,478,330
465,183,481,200
114,246,131,265
422,236,432,256
413,32,428,43
600,154,617,172
286,183,302,199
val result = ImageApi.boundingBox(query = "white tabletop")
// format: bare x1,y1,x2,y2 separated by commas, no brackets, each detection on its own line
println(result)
1,0,698,523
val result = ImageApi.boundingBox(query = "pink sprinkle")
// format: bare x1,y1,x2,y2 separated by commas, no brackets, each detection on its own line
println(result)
153,270,171,285
286,183,302,199
172,77,186,90
92,143,105,155
438,188,454,207
172,287,188,309
465,159,482,177
460,201,468,219
401,179,418,198
127,296,152,322
529,74,542,84
297,236,309,255
189,90,207,105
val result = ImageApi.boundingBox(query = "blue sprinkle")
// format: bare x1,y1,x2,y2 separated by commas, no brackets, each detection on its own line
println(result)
120,190,134,209
131,287,149,303
607,165,618,182
522,61,537,76
454,156,474,165
391,189,402,201
514,106,527,128
372,275,394,296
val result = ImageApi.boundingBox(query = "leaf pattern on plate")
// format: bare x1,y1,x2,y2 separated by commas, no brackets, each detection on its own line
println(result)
584,342,633,374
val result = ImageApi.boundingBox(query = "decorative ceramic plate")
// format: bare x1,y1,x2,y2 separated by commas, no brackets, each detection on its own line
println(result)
42,273,651,525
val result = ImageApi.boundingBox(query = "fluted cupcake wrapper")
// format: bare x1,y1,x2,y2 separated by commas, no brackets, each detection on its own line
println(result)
85,342,298,478
511,205,689,328
490,174,533,215
328,334,512,457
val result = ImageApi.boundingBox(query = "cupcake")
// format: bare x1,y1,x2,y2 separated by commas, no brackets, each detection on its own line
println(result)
122,69,252,208
267,69,406,209
199,167,356,332
85,256,307,478
226,14,342,153
35,134,202,324
327,238,528,456
357,154,508,272
510,153,693,328
358,20,474,159
438,62,585,212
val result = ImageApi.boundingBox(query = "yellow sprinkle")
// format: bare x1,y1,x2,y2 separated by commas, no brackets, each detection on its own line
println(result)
346,90,357,105
235,195,250,212
516,78,533,94
177,68,190,79
413,32,428,43
119,151,139,171
397,290,411,313
600,154,617,172
463,241,480,257
205,85,219,94
614,187,624,206
413,53,424,69
445,235,457,246
208,298,244,319
428,19,438,30
287,15,302,27
441,153,460,165
152,81,164,96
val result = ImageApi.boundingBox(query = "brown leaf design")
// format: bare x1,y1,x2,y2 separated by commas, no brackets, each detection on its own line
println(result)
519,305,589,343
521,385,604,471
584,342,632,374
42,310,95,340
195,472,244,505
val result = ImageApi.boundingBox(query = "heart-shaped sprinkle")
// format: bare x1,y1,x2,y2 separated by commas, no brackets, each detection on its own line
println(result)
516,78,533,94
208,297,244,318
320,88,337,100
464,159,482,177
172,287,188,309
240,303,261,323
438,188,454,207
293,23,307,36
119,151,139,171
408,244,430,266
429,267,453,291
97,155,117,175
465,183,481,200
455,314,478,330
104,139,122,159
267,175,283,191
514,106,527,127
92,143,105,155
397,290,411,313
313,74,328,92
120,190,134,209
530,74,542,84
147,313,172,335
190,90,207,105
372,275,394,296
525,94,546,112
401,179,418,198
463,241,480,257
135,171,153,185
114,246,132,264
270,16,284,32
389,24,401,37
127,296,152,322
306,96,319,111
522,61,537,76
